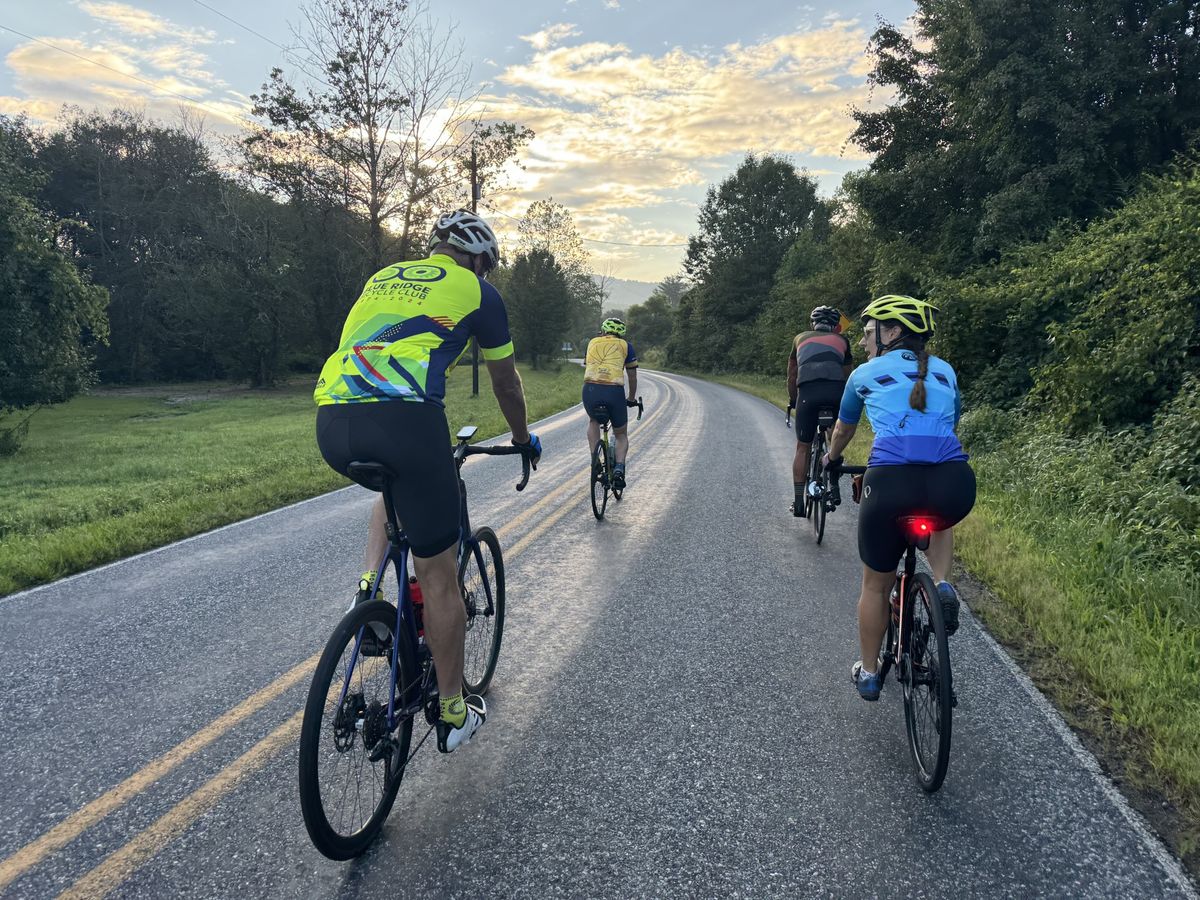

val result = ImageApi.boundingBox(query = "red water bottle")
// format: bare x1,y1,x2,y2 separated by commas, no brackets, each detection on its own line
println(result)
409,576,425,637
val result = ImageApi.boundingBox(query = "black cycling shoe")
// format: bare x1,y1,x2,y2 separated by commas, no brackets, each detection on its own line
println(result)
937,581,961,636
611,465,626,491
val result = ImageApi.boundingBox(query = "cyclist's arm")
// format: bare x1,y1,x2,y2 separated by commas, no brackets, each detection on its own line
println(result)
475,281,529,443
624,340,638,401
786,346,798,406
485,356,530,444
828,370,863,460
827,420,857,460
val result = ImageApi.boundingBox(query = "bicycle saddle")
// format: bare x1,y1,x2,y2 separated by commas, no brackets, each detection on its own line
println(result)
346,460,396,493
592,404,611,424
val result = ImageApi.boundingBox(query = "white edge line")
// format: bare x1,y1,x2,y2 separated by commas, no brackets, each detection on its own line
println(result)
2,401,586,604
969,606,1198,897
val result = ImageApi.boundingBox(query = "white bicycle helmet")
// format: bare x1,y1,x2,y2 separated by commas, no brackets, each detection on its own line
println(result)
427,210,500,272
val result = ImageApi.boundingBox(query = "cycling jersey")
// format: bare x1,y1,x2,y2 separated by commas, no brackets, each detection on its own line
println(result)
792,330,852,385
314,254,514,407
838,349,967,466
583,334,637,385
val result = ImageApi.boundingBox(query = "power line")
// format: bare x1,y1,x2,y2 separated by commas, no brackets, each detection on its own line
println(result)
188,0,330,87
0,23,255,127
484,204,688,249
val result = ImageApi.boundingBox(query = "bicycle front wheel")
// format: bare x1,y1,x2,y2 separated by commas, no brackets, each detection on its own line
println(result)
460,527,505,695
590,441,609,520
299,600,416,859
902,573,953,792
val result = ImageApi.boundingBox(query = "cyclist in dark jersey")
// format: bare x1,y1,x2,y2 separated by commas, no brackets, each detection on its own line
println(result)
314,210,542,752
822,295,976,701
787,306,853,516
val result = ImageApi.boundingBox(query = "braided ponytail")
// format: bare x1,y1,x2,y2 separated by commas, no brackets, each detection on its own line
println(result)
909,343,929,412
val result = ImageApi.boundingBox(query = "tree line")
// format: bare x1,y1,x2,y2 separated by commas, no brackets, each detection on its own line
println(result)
0,0,615,453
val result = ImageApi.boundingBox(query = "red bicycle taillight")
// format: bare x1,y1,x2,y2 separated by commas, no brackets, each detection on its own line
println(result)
908,518,934,539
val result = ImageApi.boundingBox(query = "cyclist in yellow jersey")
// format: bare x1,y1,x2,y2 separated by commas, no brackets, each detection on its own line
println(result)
582,318,638,489
314,210,542,753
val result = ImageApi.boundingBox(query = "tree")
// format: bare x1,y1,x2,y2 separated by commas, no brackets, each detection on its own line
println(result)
247,0,532,269
624,293,673,349
672,154,831,369
655,274,687,309
850,2,1200,270
39,109,221,383
517,198,589,275
0,116,108,454
504,249,572,368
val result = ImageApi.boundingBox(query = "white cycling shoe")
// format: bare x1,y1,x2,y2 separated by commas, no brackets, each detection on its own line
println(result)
436,695,487,753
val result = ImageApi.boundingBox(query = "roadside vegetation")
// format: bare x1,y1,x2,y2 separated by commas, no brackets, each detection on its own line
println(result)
0,368,581,596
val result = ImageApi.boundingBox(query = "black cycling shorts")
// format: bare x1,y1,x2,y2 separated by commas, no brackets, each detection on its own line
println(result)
582,382,628,429
794,380,844,443
857,461,977,573
316,401,460,558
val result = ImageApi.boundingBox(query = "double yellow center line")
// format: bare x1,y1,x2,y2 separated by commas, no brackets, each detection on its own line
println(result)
0,391,672,898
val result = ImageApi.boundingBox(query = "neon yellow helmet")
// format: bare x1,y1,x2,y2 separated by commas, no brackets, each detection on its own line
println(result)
860,295,938,334
600,317,627,336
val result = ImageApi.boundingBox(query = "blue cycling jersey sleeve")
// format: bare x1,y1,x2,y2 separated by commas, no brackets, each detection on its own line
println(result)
625,341,638,366
838,367,866,425
473,280,514,359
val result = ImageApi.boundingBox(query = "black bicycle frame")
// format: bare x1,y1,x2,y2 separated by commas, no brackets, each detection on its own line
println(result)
337,438,528,733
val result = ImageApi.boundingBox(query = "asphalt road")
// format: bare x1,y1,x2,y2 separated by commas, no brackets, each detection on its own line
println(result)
0,371,1194,899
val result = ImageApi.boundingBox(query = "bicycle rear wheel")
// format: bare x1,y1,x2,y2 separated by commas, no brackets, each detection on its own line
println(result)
299,600,416,859
590,440,609,520
809,432,827,544
460,527,505,695
902,573,953,792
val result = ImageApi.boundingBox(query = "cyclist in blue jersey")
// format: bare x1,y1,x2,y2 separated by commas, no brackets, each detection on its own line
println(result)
822,295,976,701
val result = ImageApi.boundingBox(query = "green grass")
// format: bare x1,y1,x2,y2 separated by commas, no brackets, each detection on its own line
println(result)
956,452,1200,867
671,366,1200,872
0,366,582,596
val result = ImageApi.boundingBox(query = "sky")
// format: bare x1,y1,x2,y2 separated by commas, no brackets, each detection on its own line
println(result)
0,0,916,282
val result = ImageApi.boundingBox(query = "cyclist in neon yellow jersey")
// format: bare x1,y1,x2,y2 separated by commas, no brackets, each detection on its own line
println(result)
581,317,638,489
315,210,542,753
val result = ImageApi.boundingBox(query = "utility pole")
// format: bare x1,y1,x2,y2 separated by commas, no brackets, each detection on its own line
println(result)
470,141,480,397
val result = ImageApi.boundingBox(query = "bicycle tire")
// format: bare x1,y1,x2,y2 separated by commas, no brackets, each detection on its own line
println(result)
902,572,953,792
810,432,827,544
590,440,609,520
299,600,416,859
460,527,505,695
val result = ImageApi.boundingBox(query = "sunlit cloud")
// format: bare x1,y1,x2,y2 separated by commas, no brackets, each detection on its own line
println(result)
2,3,244,130
520,23,581,51
476,18,878,278
76,2,216,43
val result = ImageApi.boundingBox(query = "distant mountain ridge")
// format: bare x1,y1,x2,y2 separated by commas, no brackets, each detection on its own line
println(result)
594,275,656,313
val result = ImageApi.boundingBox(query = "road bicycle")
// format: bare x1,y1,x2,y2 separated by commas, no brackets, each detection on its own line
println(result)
802,407,842,544
590,396,642,521
298,426,532,859
834,462,955,792
788,406,840,543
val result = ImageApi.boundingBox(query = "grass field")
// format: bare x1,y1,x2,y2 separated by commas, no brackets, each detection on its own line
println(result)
670,366,1200,873
0,366,582,596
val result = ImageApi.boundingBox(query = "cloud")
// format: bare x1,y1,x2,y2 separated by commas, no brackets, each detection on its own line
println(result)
475,18,880,279
483,20,874,208
3,4,243,129
76,2,216,43
519,23,581,52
